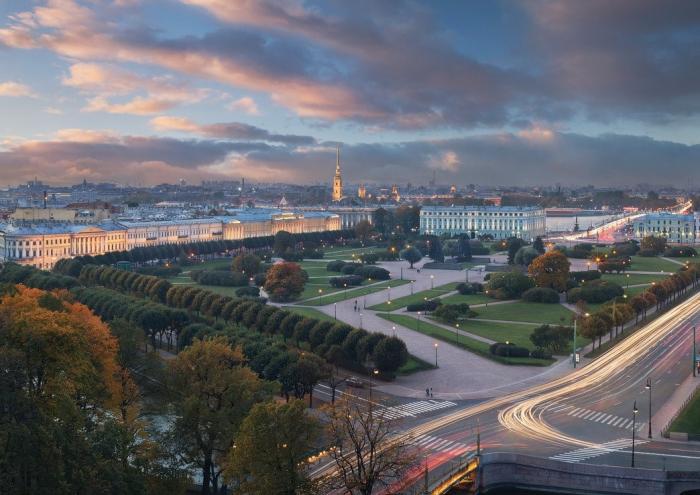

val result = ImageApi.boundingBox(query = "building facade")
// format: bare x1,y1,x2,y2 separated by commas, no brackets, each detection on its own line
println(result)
419,205,546,240
632,213,697,244
0,209,341,269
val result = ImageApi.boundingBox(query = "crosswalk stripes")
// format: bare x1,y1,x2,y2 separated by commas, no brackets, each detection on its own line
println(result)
548,404,646,432
413,434,470,455
313,384,457,420
550,438,649,463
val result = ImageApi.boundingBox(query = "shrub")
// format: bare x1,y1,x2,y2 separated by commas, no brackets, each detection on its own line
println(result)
433,303,473,322
355,265,390,280
341,264,359,275
486,271,534,299
235,286,260,298
598,261,627,274
566,279,624,304
456,282,483,295
280,251,304,261
664,246,698,258
530,348,553,360
637,248,657,257
406,300,442,312
372,336,408,373
190,270,248,287
571,270,601,283
469,240,490,255
329,275,363,288
489,342,530,358
302,248,324,259
326,260,347,272
360,253,379,265
522,287,560,303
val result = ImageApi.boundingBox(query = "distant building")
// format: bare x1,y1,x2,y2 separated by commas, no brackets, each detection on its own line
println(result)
632,213,696,244
391,184,400,202
358,184,366,200
0,209,341,269
420,205,546,240
10,204,114,224
332,146,343,201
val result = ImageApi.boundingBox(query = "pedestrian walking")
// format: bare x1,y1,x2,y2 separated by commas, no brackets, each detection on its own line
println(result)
425,388,429,397
429,387,433,398
354,300,357,312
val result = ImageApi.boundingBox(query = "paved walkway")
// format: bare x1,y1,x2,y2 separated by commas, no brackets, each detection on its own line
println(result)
311,258,576,399
653,373,700,437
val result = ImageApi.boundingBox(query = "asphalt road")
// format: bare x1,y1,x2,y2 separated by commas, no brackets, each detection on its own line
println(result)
313,290,700,491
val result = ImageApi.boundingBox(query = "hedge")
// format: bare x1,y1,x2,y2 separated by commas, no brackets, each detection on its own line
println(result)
521,287,560,303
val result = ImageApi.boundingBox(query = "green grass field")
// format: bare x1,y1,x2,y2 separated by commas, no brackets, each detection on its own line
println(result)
397,354,435,375
377,313,553,366
323,246,382,258
440,292,492,306
601,273,669,286
368,282,460,311
472,302,575,325
669,392,700,435
628,256,681,273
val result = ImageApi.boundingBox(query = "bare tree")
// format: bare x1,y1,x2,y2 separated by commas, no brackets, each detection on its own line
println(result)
323,398,417,495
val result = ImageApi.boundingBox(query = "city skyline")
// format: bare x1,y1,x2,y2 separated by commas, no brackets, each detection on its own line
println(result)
1,1,700,187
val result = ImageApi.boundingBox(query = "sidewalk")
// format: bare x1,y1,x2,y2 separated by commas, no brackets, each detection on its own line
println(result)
653,373,700,438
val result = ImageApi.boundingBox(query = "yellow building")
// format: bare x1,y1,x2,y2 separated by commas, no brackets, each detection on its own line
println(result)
332,145,343,201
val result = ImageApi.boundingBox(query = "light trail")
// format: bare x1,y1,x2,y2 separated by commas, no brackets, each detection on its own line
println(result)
313,292,700,481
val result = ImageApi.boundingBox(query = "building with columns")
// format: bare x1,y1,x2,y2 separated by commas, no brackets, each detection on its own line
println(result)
420,205,546,240
632,213,696,244
0,209,341,269
332,145,343,201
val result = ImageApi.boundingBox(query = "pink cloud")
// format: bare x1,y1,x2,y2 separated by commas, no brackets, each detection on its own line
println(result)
0,81,35,97
228,96,259,115
84,96,179,115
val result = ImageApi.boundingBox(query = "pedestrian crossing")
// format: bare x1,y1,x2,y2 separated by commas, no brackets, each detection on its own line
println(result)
314,384,457,420
546,404,646,432
413,434,470,455
550,438,649,463
379,399,458,420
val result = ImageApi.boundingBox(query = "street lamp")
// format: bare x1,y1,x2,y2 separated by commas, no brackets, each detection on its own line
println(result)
344,282,348,299
645,377,652,439
430,274,435,289
369,368,379,400
434,342,439,368
631,400,639,468
417,311,422,333
359,312,363,330
392,325,396,337
693,325,697,377
411,280,414,295
334,302,337,320
318,288,323,306
455,323,460,344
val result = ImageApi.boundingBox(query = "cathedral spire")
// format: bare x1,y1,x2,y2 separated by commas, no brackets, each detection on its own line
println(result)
335,145,341,175
332,144,343,201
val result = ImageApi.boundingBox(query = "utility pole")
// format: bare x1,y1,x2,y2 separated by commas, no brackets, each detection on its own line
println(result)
694,326,697,377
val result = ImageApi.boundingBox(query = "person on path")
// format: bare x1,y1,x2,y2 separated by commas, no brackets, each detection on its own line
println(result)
425,388,429,397
429,387,433,398
354,300,357,312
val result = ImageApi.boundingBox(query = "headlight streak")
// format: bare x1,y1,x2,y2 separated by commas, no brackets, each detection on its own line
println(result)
312,294,700,480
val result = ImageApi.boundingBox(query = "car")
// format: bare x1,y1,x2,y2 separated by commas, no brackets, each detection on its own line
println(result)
345,376,364,388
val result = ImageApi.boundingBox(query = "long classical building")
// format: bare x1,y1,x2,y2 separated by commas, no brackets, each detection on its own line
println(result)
0,209,340,269
419,205,546,240
631,213,697,244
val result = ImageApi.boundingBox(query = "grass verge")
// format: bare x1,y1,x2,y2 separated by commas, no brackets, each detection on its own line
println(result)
377,313,553,366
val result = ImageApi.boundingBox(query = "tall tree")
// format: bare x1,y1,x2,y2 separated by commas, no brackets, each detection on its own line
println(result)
264,262,306,302
224,400,320,495
528,251,571,292
400,246,423,268
323,399,417,495
354,220,374,243
231,253,261,275
169,338,271,495
533,236,546,254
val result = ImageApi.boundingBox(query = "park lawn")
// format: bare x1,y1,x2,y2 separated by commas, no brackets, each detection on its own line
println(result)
472,301,575,325
625,285,651,297
601,273,669,286
377,313,552,366
368,282,460,311
323,246,382,258
441,292,492,306
301,279,411,306
669,391,700,435
186,258,232,271
284,306,338,323
628,256,681,273
434,317,536,349
398,354,435,375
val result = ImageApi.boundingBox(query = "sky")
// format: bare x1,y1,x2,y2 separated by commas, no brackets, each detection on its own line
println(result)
0,0,699,188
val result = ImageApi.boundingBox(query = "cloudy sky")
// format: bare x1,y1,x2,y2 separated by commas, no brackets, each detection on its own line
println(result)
1,0,699,187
